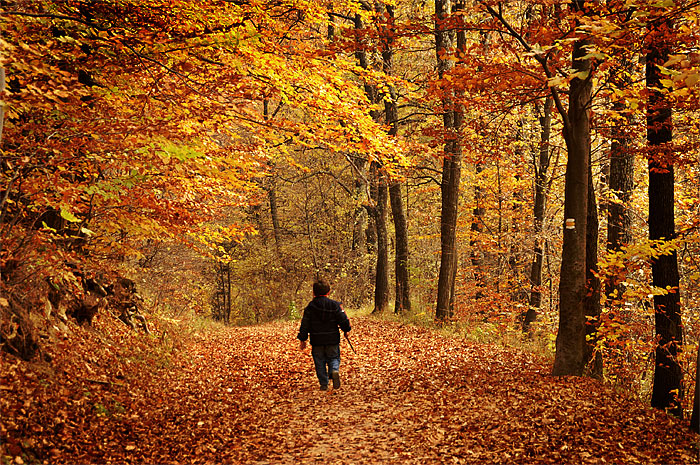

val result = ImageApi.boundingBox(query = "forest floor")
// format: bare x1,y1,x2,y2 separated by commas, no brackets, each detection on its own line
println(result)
1,315,699,464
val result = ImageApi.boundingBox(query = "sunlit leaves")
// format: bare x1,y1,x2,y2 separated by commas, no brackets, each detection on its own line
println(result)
1,0,412,284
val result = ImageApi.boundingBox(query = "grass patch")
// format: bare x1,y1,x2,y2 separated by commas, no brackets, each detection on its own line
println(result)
368,300,555,362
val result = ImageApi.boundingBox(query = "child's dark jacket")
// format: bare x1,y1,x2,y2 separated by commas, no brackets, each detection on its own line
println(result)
297,296,351,346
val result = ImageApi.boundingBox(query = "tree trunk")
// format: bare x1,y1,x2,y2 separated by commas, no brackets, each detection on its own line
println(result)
552,32,591,377
390,183,410,313
226,265,232,325
691,340,699,432
372,164,390,314
647,23,683,417
523,97,553,331
354,12,378,256
366,172,378,254
584,166,602,378
263,100,282,256
268,179,281,255
352,159,369,253
0,65,5,145
470,162,485,299
606,61,635,302
380,3,411,315
435,0,464,321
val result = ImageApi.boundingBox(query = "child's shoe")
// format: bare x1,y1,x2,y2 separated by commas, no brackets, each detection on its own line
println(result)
330,371,341,389
320,384,328,391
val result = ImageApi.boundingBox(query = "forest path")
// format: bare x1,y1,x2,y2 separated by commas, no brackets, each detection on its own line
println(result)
3,317,698,464
135,317,695,464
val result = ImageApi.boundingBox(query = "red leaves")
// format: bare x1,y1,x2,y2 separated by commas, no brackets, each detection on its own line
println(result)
1,317,697,464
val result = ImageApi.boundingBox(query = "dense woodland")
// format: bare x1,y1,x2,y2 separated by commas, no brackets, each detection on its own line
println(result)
1,0,700,457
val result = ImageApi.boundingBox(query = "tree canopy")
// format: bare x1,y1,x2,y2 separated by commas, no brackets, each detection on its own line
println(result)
2,0,700,435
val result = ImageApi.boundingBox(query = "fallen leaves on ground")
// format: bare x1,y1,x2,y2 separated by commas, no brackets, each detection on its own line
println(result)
1,316,698,464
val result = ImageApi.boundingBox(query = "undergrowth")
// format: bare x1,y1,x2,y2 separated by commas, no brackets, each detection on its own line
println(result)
367,301,556,363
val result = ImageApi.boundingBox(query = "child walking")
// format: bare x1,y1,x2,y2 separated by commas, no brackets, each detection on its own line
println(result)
297,278,352,391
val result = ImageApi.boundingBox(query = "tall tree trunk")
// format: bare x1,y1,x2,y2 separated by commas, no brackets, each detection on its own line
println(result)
351,158,369,253
470,162,485,299
647,21,683,417
390,183,410,313
584,166,602,378
606,61,635,302
380,3,411,314
0,63,6,282
354,12,378,256
0,64,5,145
552,29,591,376
372,164,390,314
435,0,464,321
267,177,281,255
691,340,699,432
263,100,282,256
226,265,232,325
523,97,553,331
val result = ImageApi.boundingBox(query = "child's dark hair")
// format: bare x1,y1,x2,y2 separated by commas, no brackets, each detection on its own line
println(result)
313,278,331,296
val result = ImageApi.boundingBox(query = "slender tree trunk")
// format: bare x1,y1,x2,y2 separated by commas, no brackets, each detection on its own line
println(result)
327,11,335,39
470,162,485,298
352,158,368,253
380,3,411,314
647,21,683,417
435,0,464,321
226,265,232,325
354,12,378,256
606,61,635,302
552,31,591,377
268,178,281,255
366,175,378,254
0,65,5,145
523,97,553,331
584,166,602,378
390,183,410,313
0,63,5,282
263,100,282,256
691,340,699,432
372,164,390,314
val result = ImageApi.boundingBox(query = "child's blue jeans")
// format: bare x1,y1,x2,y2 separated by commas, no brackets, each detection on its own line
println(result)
311,344,340,386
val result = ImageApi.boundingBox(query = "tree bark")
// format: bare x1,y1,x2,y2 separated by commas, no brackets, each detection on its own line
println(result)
605,61,635,302
584,165,602,378
647,22,683,417
390,182,410,313
552,32,591,376
380,3,411,315
0,65,5,145
353,10,378,271
523,97,553,331
351,158,369,253
226,265,232,325
470,162,485,298
263,100,282,256
372,164,390,314
267,177,281,255
435,0,464,321
691,340,699,432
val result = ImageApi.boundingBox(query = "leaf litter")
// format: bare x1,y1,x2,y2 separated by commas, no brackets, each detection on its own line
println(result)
1,316,698,464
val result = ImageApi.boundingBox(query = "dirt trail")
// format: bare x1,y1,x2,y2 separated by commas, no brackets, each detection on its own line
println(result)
133,318,697,464
2,317,698,464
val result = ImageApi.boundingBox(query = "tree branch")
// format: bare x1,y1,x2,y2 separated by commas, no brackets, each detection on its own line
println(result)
482,3,571,133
